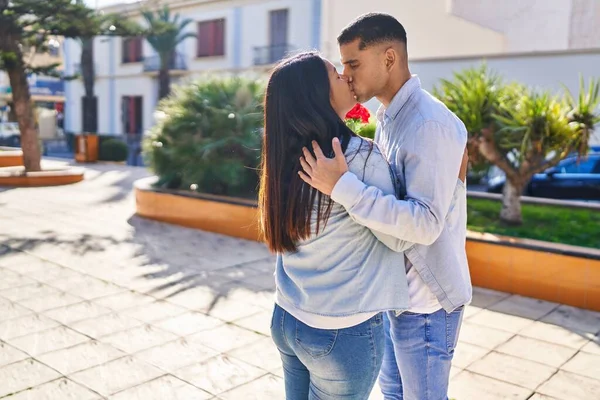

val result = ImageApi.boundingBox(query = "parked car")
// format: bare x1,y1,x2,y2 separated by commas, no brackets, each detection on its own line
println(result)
486,153,600,200
0,122,20,147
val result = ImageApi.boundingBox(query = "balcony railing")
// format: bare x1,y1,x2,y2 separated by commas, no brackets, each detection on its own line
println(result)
143,52,187,72
253,44,294,66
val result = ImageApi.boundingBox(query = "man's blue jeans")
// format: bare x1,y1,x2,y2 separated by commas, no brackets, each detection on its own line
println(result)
271,304,384,399
379,307,465,400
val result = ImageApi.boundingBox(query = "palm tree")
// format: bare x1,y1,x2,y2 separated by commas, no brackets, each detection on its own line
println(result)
142,5,196,100
434,66,599,225
75,0,142,133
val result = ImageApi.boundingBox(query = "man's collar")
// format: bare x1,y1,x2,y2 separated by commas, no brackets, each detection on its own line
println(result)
376,75,421,123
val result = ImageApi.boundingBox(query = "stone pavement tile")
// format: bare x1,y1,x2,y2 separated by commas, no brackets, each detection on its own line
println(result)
68,356,164,397
468,309,535,333
109,375,212,400
448,370,532,400
561,351,600,381
0,313,60,340
580,336,600,355
46,275,123,299
100,324,178,354
449,366,462,379
239,258,276,274
211,264,264,281
489,295,559,321
219,374,284,400
122,300,188,323
0,251,41,267
233,311,272,336
25,264,86,285
234,272,276,292
0,358,61,398
463,305,483,319
69,312,144,339
452,342,490,369
229,337,282,372
161,287,221,311
0,282,62,302
528,394,560,400
0,341,29,367
92,290,156,311
37,340,126,375
153,311,224,337
187,324,265,353
134,336,219,372
496,335,578,368
6,378,101,400
0,259,56,276
173,354,266,396
0,271,37,291
520,321,593,349
540,305,600,335
470,287,511,309
459,321,514,349
467,351,556,390
205,297,265,323
537,370,600,400
43,300,112,325
65,280,124,301
226,288,275,311
17,291,84,313
6,325,90,356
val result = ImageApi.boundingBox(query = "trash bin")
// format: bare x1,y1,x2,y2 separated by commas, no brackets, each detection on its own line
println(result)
74,133,98,163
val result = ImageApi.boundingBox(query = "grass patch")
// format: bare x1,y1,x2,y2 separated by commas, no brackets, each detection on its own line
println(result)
467,198,600,249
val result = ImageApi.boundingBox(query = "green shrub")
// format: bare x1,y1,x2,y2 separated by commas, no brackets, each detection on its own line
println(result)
99,138,128,162
143,77,265,198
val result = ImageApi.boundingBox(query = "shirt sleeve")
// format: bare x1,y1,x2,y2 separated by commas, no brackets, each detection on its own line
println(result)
331,121,467,245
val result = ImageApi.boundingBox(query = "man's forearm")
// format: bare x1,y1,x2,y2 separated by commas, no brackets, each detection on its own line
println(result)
331,172,443,245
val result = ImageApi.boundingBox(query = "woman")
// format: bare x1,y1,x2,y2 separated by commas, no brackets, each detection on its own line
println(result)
259,51,413,399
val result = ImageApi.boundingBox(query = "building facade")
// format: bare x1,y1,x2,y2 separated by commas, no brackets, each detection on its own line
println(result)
63,0,322,135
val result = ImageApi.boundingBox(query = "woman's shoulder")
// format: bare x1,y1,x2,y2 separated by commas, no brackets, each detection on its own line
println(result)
345,136,385,167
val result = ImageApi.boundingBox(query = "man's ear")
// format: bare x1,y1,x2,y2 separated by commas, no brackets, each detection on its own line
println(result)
384,48,396,71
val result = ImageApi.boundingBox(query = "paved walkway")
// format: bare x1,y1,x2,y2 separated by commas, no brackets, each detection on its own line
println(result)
0,161,599,399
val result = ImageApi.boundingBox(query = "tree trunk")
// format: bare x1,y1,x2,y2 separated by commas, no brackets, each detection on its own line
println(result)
80,38,98,133
4,37,42,172
158,52,171,100
500,179,524,225
81,37,95,97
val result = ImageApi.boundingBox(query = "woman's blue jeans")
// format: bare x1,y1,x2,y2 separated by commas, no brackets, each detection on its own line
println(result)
271,304,384,399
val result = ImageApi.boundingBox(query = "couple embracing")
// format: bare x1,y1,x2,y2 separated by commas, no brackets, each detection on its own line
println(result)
259,12,471,400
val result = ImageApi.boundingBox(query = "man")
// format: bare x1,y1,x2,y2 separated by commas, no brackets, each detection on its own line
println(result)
299,13,471,400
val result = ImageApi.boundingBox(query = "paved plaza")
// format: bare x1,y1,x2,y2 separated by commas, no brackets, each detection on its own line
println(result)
0,161,599,399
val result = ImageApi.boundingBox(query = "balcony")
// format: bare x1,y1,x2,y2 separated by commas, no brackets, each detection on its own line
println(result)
253,44,294,66
143,52,188,75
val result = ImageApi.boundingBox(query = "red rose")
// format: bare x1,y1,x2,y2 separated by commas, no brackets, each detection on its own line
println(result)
345,103,370,123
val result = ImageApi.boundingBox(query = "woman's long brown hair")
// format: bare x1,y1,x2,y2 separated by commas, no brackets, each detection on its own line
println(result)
259,52,357,253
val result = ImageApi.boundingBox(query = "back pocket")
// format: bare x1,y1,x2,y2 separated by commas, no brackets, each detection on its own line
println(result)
295,320,338,359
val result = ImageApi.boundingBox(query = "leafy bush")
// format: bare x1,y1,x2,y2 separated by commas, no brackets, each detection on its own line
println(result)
99,138,128,162
143,77,265,198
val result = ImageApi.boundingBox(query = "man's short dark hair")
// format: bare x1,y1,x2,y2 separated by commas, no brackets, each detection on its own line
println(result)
337,13,407,50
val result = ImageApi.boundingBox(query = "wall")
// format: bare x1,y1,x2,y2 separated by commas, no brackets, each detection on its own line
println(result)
320,0,505,61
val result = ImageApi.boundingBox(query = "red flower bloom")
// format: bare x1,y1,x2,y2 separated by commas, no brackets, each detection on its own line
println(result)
345,103,370,123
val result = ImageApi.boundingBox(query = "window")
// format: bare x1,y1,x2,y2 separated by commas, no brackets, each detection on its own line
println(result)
122,96,143,134
197,19,225,57
122,37,143,63
560,157,599,174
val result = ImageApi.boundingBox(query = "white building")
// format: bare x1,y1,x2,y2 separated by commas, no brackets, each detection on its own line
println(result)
63,0,322,135
63,0,600,142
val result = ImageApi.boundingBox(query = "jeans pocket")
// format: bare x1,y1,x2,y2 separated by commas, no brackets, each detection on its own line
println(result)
295,320,338,359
